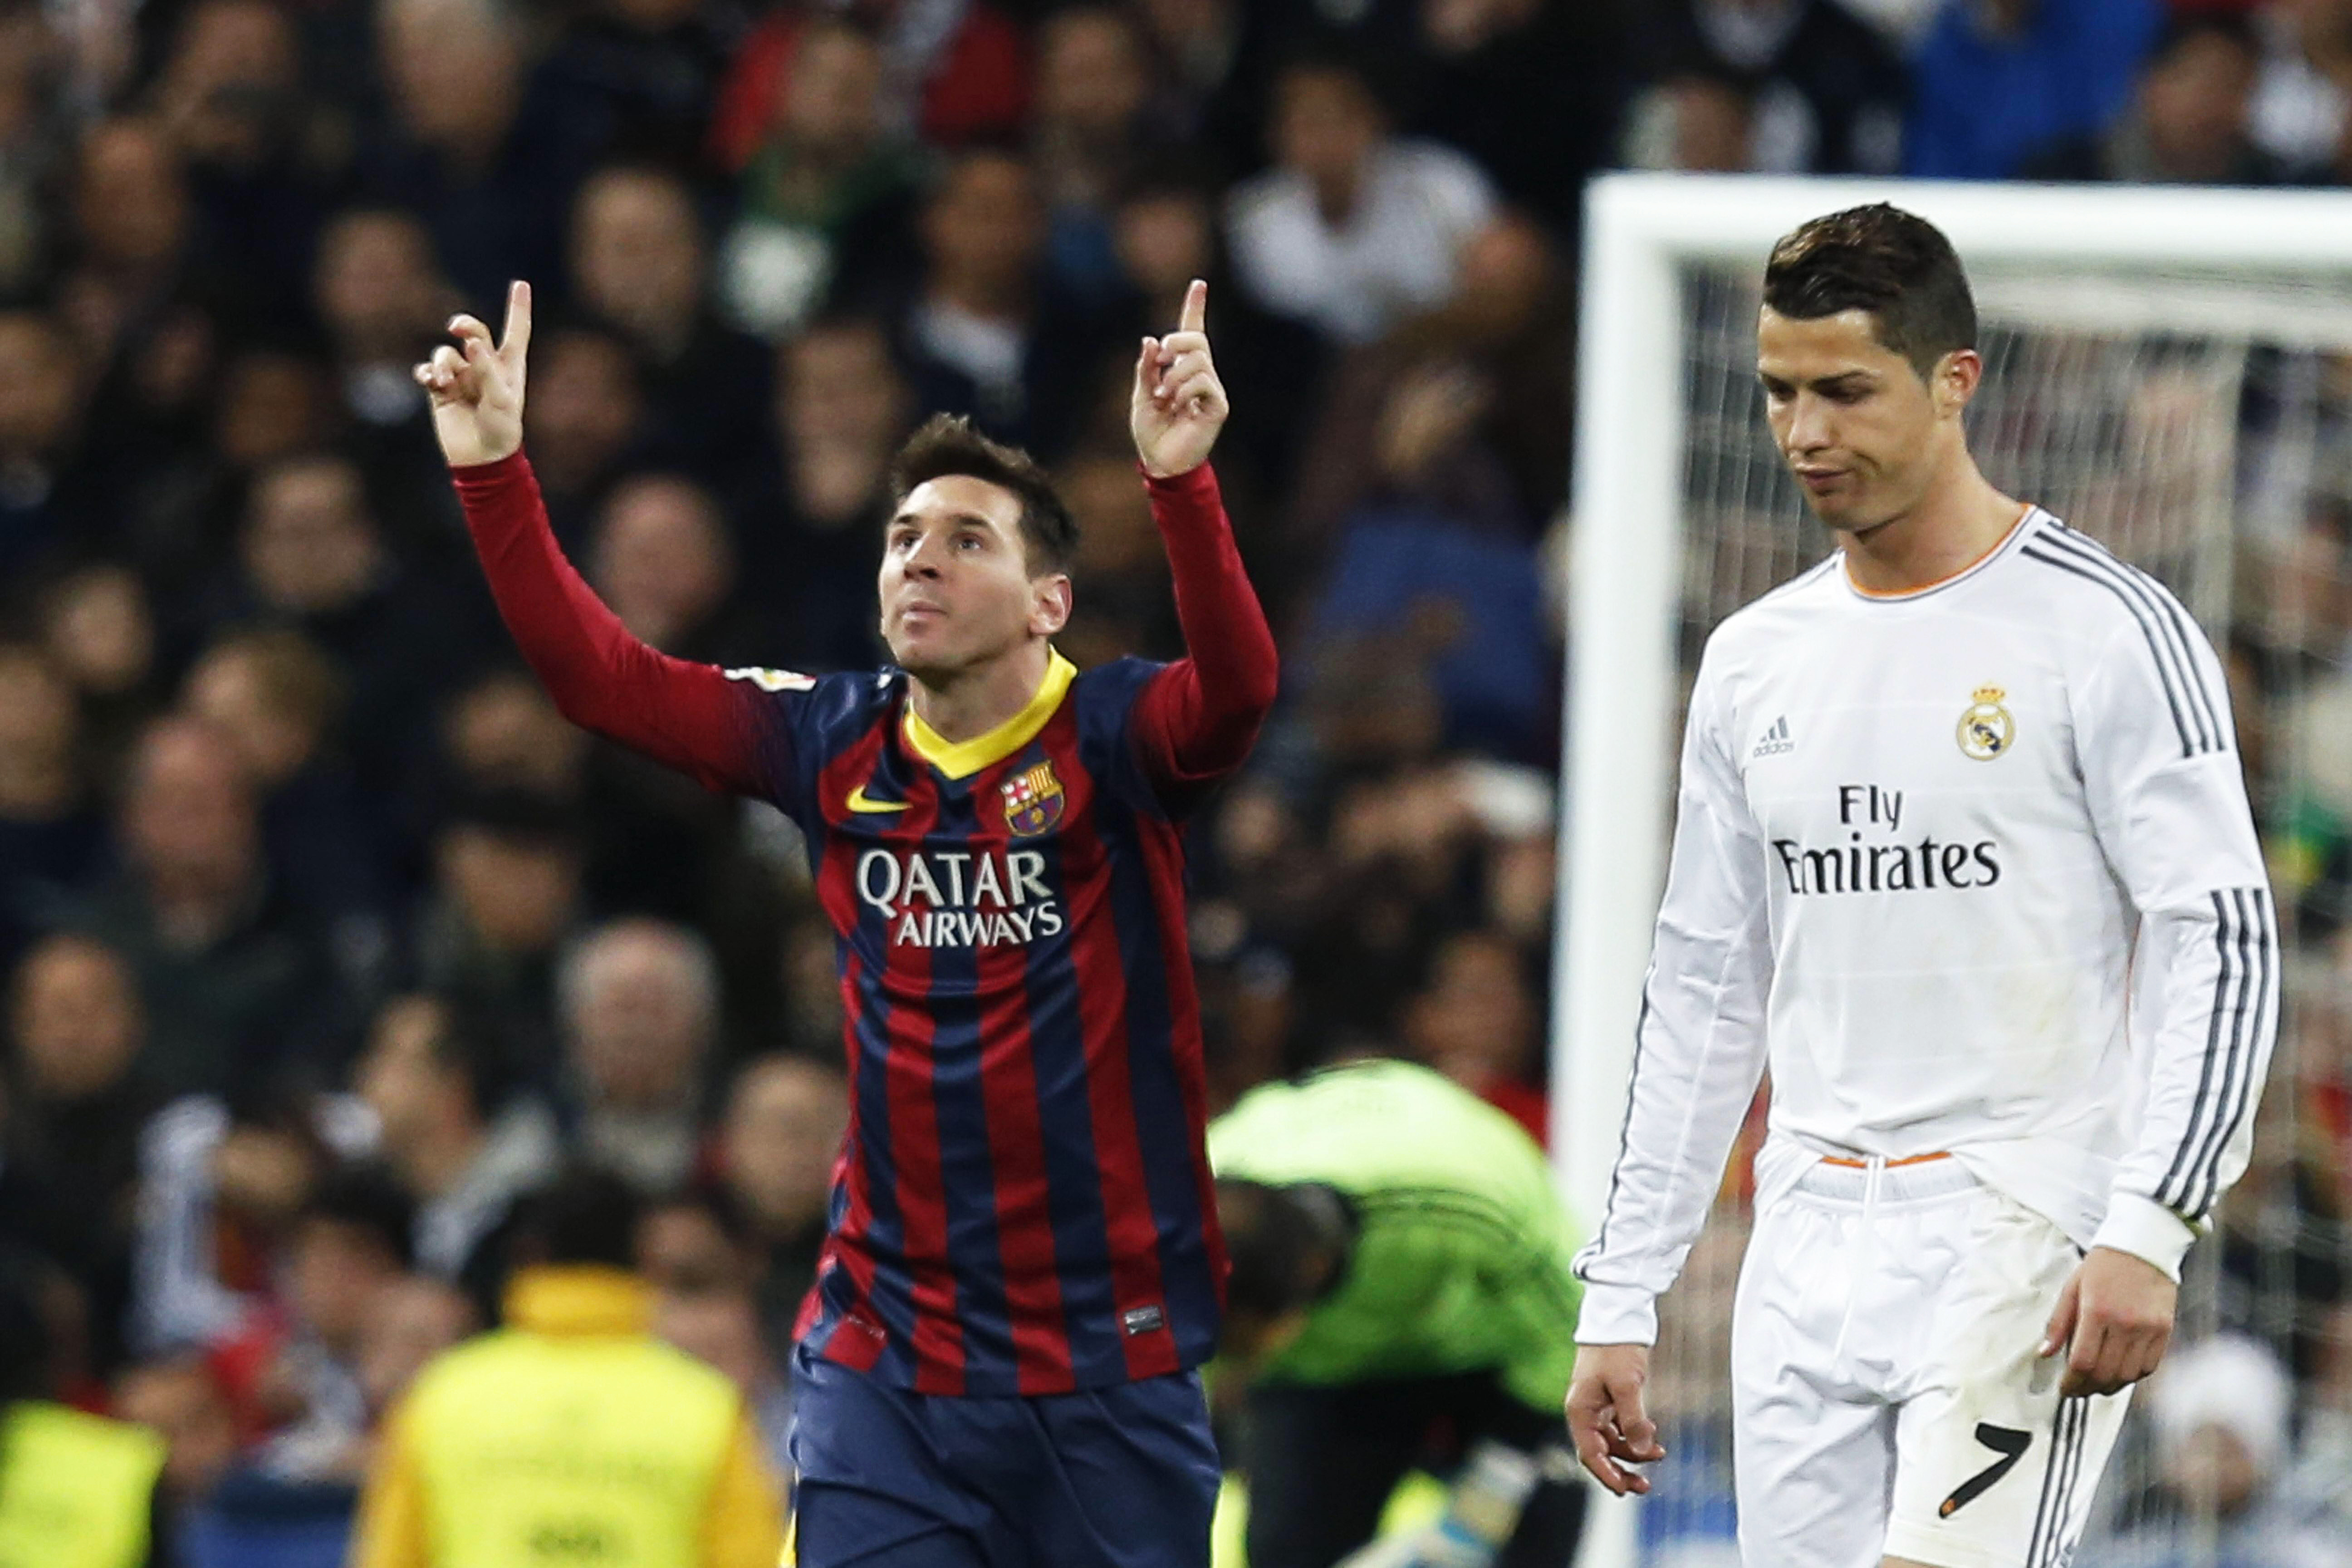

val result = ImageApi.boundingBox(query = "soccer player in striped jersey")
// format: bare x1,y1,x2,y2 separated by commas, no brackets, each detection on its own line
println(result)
416,278,1274,1568
1563,205,2279,1568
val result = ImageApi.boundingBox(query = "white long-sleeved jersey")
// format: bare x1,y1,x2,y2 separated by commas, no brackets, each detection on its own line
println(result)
1573,509,2280,1346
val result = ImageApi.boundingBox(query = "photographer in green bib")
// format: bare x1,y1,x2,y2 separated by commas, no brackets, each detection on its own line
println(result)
1209,1059,1586,1568
0,1248,171,1568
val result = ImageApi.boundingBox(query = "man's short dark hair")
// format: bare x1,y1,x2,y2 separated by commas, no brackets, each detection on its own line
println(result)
308,1160,418,1270
890,413,1079,578
1215,1180,1352,1321
1762,204,1977,382
508,1165,642,1272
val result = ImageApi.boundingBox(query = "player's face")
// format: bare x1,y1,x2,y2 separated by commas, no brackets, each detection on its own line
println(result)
1758,307,1952,535
879,475,1071,678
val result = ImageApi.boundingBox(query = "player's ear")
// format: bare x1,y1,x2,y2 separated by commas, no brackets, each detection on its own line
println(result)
1029,575,1073,638
1932,349,1983,419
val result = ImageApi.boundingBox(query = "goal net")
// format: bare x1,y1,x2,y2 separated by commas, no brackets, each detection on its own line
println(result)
1553,176,2352,1568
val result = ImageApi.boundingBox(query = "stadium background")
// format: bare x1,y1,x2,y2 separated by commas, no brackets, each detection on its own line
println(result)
1,0,2349,1562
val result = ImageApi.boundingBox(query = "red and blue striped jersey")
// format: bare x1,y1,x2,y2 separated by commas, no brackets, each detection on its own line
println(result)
452,453,1278,1395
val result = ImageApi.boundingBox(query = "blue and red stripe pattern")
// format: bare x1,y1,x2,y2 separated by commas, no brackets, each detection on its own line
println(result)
452,453,1273,1397
778,662,1226,1393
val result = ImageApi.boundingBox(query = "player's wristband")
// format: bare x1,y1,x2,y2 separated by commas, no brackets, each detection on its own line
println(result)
2089,1192,2198,1281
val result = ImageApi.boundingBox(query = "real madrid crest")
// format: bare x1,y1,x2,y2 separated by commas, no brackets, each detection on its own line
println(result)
1957,685,2014,761
1002,761,1065,836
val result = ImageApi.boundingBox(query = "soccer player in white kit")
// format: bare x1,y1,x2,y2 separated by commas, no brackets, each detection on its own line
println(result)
1563,205,2280,1568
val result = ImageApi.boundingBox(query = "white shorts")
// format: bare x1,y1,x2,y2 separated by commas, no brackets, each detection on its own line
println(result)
1730,1155,2131,1568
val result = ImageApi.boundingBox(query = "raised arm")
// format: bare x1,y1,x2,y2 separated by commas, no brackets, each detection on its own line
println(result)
416,284,777,798
1127,280,1279,792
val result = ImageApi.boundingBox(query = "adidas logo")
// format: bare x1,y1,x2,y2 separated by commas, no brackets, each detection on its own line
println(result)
1753,715,1794,758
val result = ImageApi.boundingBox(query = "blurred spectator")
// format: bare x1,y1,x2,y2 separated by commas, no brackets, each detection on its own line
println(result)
556,918,720,1195
2082,1335,2342,1568
1225,53,1494,347
361,0,600,309
1130,0,1278,179
1031,5,1166,307
1403,0,1627,235
114,1354,234,1543
886,145,1112,462
347,1166,785,1568
221,451,475,791
0,1247,170,1568
708,0,1030,166
1053,448,1181,667
352,994,558,1311
578,476,766,923
34,564,160,783
536,0,735,171
185,627,401,990
568,164,771,485
520,323,646,546
640,1184,791,1462
149,0,337,315
410,791,585,1092
310,208,461,529
2211,1088,2348,1386
1634,0,1907,175
128,1081,373,1358
1106,163,1324,524
1906,0,2161,178
0,5,69,299
353,1274,475,1429
740,314,907,671
57,118,200,371
0,643,106,961
586,475,750,660
2020,10,2281,183
2250,0,2352,178
716,1053,848,1360
716,17,922,343
69,715,333,1099
255,1161,414,1482
1287,211,1567,554
4,933,159,1375
0,309,96,584
1403,926,1546,1143
434,669,588,806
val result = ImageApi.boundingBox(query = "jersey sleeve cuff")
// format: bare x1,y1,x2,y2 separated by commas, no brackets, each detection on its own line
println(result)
2091,1192,2198,1281
1572,1282,1659,1347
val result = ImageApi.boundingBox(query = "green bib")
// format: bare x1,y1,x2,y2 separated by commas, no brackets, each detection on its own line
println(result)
0,1402,167,1568
405,1331,743,1568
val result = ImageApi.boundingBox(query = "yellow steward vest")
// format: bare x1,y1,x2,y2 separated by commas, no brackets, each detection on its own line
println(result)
0,1401,167,1568
402,1270,743,1568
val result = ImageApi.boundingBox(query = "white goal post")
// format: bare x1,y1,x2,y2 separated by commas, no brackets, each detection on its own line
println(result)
1549,174,2352,1568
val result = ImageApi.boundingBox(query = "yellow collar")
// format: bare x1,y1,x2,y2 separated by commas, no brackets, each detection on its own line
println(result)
902,649,1076,780
502,1266,652,1337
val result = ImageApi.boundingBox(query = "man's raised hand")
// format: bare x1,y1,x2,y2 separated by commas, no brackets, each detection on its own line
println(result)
1132,278,1229,479
415,279,532,468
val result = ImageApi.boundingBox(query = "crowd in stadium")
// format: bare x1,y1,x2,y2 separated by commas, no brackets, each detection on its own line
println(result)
3,0,2352,1560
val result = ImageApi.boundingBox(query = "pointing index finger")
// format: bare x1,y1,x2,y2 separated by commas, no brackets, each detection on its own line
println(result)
500,279,532,361
1179,278,1206,337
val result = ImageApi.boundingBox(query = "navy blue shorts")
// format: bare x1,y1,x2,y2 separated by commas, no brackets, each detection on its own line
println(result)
788,1344,1220,1568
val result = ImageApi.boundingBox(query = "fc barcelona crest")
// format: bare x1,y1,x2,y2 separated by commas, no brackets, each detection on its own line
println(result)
1002,762,1065,836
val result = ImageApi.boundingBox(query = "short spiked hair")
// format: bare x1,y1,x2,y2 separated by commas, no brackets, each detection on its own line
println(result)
1762,204,1977,382
889,414,1079,578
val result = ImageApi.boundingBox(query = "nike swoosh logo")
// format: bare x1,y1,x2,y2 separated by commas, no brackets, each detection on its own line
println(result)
846,786,908,814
